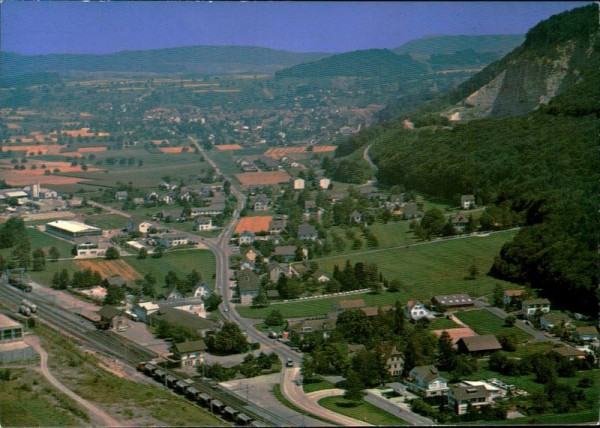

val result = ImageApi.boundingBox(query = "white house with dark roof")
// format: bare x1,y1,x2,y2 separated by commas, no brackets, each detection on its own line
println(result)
405,300,435,321
448,383,497,415
239,231,256,245
522,298,551,318
194,217,213,231
404,365,449,397
461,194,476,210
172,340,207,368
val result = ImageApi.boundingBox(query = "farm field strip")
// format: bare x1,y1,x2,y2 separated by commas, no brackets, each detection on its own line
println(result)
454,309,532,342
235,170,291,185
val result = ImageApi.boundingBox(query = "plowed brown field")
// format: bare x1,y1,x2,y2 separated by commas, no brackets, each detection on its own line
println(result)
235,170,290,185
215,144,243,151
74,259,142,281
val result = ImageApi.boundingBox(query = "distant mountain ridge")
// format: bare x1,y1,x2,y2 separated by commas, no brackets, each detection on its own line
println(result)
1,34,525,80
0,45,331,78
274,49,427,79
393,34,524,59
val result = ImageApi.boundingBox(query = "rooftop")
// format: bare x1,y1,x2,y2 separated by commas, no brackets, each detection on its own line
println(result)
0,314,21,329
173,340,207,354
433,293,473,307
46,220,101,234
457,334,502,352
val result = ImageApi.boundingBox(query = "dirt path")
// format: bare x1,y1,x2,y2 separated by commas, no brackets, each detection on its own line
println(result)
24,335,124,427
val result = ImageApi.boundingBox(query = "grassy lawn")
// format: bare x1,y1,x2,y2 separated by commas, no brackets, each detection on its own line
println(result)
327,222,416,257
28,258,79,285
271,384,335,425
315,230,517,298
427,316,460,330
27,228,74,256
205,150,241,176
318,396,409,426
126,249,215,293
84,213,129,230
454,310,532,342
0,368,88,427
0,228,73,262
302,376,336,393
492,409,599,425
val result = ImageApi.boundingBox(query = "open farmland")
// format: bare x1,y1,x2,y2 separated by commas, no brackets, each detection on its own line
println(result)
84,214,129,230
74,259,142,281
215,144,243,151
234,215,273,234
159,147,191,154
59,151,211,188
235,170,290,186
125,250,216,294
264,146,336,158
0,170,89,186
0,228,73,261
237,230,519,319
316,230,519,300
454,309,532,342
2,145,65,155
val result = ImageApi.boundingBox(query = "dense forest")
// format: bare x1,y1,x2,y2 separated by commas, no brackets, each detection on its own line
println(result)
335,4,599,314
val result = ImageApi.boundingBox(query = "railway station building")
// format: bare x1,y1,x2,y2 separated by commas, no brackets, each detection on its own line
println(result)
0,314,36,363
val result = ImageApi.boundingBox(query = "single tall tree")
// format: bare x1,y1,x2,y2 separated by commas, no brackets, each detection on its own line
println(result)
437,330,458,371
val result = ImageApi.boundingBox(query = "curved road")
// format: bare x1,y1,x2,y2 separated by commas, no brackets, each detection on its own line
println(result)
24,335,123,427
189,136,370,426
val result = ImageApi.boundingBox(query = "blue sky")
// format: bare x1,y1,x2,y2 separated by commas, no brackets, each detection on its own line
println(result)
0,1,591,55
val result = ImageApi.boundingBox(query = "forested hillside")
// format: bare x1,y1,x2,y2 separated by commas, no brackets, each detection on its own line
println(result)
275,49,427,79
338,4,599,314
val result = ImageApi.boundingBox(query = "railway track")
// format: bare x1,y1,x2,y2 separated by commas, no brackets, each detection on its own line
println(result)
0,283,292,427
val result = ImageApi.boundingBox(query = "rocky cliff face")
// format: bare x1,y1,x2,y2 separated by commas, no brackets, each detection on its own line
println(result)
435,4,598,122
441,41,574,121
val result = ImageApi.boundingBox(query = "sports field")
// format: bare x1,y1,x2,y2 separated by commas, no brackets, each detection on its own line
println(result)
234,215,273,234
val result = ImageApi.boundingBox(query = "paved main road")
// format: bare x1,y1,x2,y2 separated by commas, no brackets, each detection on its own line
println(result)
191,137,379,426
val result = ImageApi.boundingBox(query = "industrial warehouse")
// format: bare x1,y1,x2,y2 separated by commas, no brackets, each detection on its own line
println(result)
45,220,103,240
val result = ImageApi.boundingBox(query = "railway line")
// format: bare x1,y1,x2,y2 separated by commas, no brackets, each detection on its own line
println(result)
0,282,292,427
